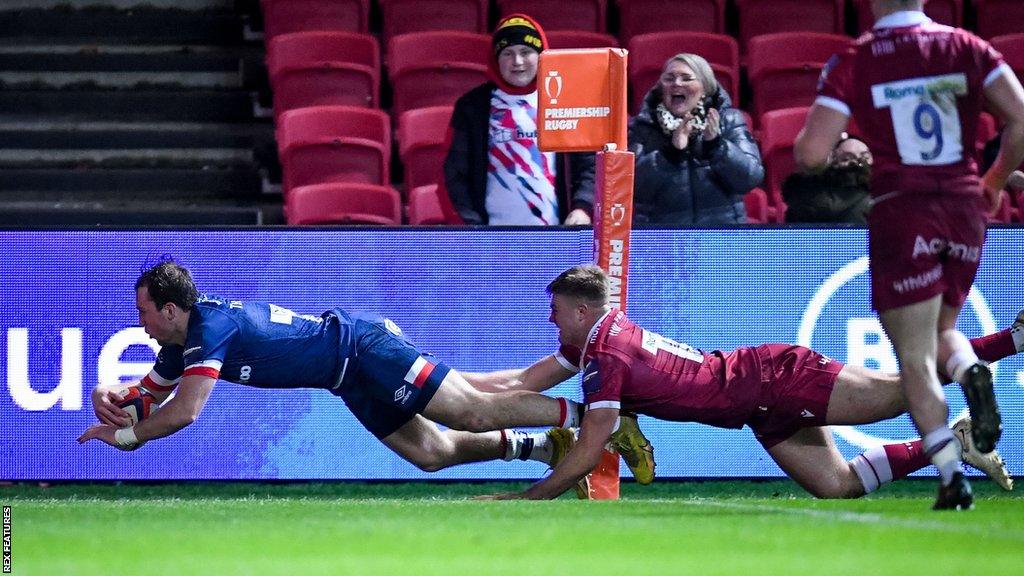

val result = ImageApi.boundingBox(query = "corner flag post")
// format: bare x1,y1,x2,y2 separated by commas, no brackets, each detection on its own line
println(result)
537,48,633,500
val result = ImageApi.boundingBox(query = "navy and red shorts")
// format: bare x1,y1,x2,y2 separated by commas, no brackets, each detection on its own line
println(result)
332,316,450,439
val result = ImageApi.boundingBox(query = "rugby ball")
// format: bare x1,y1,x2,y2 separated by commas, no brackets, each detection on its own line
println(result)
114,386,161,425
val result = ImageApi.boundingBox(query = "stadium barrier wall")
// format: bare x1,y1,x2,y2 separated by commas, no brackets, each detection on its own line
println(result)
1,227,1021,480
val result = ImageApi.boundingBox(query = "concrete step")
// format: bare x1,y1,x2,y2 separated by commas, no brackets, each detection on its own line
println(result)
0,120,274,150
0,89,258,121
0,200,266,225
0,148,253,168
0,6,248,45
0,167,262,194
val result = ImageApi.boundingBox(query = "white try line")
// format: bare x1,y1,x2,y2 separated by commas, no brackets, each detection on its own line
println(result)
673,498,1024,540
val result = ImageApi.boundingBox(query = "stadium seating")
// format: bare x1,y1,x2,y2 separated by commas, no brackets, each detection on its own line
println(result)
977,111,997,156
626,32,740,114
759,106,810,215
260,0,370,40
743,188,769,223
615,0,726,44
853,0,963,32
406,184,448,225
267,32,380,114
496,0,607,32
388,31,490,117
990,34,1024,81
974,0,1024,40
546,31,619,49
277,106,391,191
1013,190,1024,223
378,0,489,48
285,182,403,225
397,106,454,190
747,32,853,123
988,190,1014,223
735,0,845,52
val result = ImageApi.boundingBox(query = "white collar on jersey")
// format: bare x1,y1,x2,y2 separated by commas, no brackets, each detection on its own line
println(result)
578,309,613,371
874,10,932,29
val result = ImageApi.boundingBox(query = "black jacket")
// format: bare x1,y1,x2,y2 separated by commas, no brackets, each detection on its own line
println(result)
629,87,763,225
443,82,596,224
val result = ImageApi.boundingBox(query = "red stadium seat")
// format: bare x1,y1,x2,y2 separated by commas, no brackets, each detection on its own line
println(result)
406,184,448,225
990,34,1024,82
759,106,810,199
260,0,369,40
615,0,726,44
277,106,391,191
988,190,1014,223
267,32,380,114
546,31,619,49
496,0,607,32
743,188,769,223
974,0,1024,40
397,106,454,190
853,0,963,33
286,183,403,225
378,0,489,48
626,32,740,114
735,0,845,52
747,32,853,123
388,32,490,117
1013,190,1024,223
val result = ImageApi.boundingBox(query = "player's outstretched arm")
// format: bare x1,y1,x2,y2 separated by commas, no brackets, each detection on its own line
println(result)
483,407,618,500
462,355,575,393
77,375,215,450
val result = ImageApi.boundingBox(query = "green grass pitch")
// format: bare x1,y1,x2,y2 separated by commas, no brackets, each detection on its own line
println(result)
5,479,1023,576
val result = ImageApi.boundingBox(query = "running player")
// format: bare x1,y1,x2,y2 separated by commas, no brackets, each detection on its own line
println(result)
480,266,1020,505
77,259,633,476
794,0,1024,508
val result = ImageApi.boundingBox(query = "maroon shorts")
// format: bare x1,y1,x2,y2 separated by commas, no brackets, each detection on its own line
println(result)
745,344,843,449
868,193,986,312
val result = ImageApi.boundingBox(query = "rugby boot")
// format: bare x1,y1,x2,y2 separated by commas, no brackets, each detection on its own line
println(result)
959,363,1001,454
547,427,591,499
954,417,1013,491
933,472,974,511
610,413,656,485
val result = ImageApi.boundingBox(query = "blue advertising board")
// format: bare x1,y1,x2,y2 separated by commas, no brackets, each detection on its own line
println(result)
1,228,1021,480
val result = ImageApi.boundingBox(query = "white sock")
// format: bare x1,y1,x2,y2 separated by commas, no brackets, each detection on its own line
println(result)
1012,325,1024,353
850,447,894,494
923,427,963,486
558,398,583,428
944,331,980,383
501,430,553,463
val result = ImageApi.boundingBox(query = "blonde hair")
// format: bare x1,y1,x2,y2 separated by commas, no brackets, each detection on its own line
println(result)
663,53,719,97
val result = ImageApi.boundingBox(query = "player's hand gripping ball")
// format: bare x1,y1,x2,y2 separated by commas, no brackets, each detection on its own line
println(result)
114,386,161,425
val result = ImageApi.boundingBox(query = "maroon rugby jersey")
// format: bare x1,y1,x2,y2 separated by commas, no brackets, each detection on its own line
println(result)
556,309,763,429
816,11,1008,197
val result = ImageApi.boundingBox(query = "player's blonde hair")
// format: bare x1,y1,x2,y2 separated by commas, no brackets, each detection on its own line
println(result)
546,265,609,305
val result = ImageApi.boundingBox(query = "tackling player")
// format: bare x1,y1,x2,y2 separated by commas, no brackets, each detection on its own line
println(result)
77,259,650,482
794,0,1024,509
481,266,1021,506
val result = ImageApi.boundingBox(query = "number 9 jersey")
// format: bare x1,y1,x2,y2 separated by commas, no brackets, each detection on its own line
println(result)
815,11,1011,198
